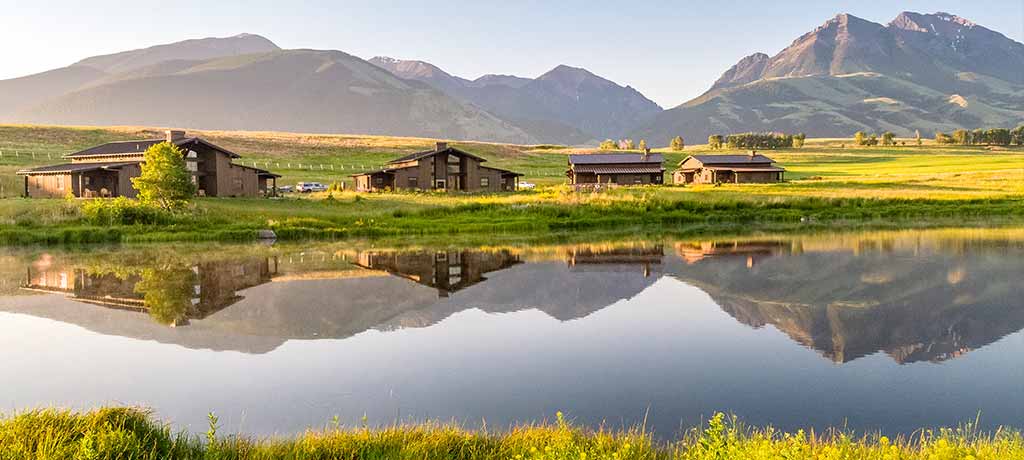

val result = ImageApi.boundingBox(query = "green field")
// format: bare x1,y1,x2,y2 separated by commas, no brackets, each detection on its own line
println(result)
2,408,1019,460
3,125,1024,245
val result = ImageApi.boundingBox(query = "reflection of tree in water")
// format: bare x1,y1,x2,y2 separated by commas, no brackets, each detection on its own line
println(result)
135,266,196,326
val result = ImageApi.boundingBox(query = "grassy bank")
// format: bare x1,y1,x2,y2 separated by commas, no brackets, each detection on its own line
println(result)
2,408,1020,460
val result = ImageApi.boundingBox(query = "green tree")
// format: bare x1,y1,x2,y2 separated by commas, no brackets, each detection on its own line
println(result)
881,132,896,146
637,139,647,151
854,131,867,146
868,134,879,146
952,129,969,145
793,133,806,148
707,135,722,150
135,266,196,326
599,139,617,150
972,128,987,145
670,136,685,151
935,132,954,144
131,142,196,211
1012,125,1024,146
988,128,1012,146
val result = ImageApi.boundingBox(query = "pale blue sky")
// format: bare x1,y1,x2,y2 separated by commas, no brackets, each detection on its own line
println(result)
2,0,1021,107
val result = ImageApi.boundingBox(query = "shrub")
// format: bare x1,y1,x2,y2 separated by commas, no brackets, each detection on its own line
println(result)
82,197,170,226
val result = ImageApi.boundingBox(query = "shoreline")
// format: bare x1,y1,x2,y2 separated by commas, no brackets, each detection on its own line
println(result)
1,408,1018,459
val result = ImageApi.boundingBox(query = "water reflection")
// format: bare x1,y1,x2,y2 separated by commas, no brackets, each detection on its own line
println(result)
24,256,278,326
4,231,1024,436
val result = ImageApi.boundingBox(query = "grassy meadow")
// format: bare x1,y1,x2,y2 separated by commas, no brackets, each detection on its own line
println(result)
3,124,1024,244
2,408,1021,460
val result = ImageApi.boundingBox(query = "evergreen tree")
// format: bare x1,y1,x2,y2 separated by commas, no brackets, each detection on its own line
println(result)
131,142,196,211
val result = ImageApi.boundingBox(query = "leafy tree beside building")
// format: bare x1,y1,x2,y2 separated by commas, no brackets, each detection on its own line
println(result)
131,142,196,211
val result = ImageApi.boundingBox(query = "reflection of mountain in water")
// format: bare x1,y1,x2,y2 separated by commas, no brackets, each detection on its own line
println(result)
2,245,664,354
666,238,1024,364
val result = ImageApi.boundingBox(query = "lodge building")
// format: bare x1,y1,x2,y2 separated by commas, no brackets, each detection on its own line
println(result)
352,142,522,192
566,151,665,185
17,130,279,198
673,153,785,185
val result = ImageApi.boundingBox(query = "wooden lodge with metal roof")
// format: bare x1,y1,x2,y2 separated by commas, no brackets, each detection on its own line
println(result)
351,142,522,192
566,150,665,185
17,130,280,198
673,153,785,185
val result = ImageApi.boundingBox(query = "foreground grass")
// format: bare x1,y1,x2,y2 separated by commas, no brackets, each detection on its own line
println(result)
2,409,1021,460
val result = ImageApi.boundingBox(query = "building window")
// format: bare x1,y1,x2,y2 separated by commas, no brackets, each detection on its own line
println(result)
35,177,42,189
233,177,243,190
480,177,489,187
84,176,91,186
609,175,618,184
408,177,418,188
374,176,384,186
435,179,446,189
57,176,64,190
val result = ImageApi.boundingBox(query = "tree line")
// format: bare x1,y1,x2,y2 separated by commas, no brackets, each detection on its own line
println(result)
935,127,1024,146
704,132,806,150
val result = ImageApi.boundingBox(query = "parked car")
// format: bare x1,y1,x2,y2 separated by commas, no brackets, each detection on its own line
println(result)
296,182,327,193
519,182,536,190
277,185,294,193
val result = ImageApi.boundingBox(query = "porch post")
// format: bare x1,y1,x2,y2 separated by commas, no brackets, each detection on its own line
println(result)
24,176,29,198
77,173,83,198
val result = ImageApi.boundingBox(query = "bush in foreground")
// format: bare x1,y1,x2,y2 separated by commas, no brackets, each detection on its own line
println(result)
2,409,1024,459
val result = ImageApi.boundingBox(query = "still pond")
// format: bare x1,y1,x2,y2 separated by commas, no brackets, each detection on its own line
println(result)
1,228,1023,438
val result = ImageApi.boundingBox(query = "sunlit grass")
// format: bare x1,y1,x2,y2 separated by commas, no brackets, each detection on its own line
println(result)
2,409,1021,460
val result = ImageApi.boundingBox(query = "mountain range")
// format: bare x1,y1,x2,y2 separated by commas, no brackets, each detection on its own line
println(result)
1,11,1021,145
634,11,1024,143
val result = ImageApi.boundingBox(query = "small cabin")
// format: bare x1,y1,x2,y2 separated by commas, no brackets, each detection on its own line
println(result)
352,142,521,192
674,153,785,185
566,151,665,185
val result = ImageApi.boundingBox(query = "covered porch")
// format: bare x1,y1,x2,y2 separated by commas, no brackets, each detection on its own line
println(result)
17,161,140,198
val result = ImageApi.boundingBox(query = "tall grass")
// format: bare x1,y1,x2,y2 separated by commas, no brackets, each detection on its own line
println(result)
2,409,1021,459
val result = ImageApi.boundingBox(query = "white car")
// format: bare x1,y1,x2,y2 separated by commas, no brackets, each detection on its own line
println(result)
518,182,536,190
296,182,327,193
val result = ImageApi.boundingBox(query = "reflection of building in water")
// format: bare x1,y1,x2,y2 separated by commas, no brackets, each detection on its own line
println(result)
565,245,663,277
355,249,522,297
675,241,786,267
23,257,278,325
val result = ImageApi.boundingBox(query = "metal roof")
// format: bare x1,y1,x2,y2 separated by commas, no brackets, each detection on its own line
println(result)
388,146,487,164
700,166,786,172
684,154,775,165
569,153,664,165
66,137,242,159
573,165,665,174
17,161,140,175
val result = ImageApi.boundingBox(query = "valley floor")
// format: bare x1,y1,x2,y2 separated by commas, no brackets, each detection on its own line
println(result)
3,125,1024,245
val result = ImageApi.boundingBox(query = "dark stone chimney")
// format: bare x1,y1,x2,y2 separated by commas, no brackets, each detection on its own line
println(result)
165,130,186,143
435,142,448,152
